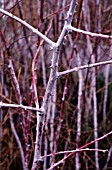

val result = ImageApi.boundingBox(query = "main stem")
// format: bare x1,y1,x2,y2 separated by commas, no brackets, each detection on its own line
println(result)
31,48,60,170
31,0,77,169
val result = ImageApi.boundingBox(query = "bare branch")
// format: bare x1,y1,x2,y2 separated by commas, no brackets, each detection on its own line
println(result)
58,60,112,77
103,146,112,170
32,1,78,169
9,111,25,169
0,101,42,113
0,8,56,47
42,148,108,158
47,131,112,170
68,25,112,39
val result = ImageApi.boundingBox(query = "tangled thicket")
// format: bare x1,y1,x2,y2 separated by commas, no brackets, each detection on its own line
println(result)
0,0,112,170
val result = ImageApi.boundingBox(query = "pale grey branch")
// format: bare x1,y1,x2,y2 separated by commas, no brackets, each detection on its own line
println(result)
58,60,112,77
0,8,56,47
0,101,42,112
68,25,112,39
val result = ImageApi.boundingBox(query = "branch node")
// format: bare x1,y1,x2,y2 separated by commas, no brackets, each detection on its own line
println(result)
38,108,45,116
8,64,11,68
20,104,23,108
67,25,72,34
38,157,43,162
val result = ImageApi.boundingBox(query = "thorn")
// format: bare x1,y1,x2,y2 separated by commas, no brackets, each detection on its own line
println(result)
49,65,53,69
49,46,53,51
65,11,69,20
76,1,79,5
8,64,11,68
39,158,43,162
56,62,58,67
32,29,35,33
69,12,72,16
64,36,67,40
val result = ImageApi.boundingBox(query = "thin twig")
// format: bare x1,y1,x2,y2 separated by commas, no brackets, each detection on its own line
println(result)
48,131,112,170
68,25,112,39
41,148,108,158
0,102,42,112
9,111,24,169
58,60,112,77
